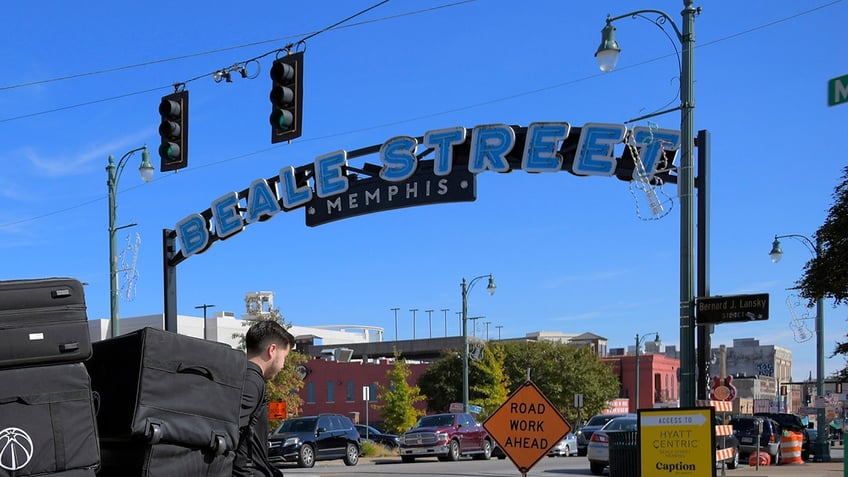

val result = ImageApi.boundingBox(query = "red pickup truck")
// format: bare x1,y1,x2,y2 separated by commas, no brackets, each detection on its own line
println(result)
399,412,494,463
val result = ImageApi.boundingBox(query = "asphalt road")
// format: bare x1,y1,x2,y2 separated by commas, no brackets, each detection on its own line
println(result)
278,446,845,477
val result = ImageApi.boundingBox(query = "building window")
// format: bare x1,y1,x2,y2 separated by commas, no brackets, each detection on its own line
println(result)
327,381,334,403
307,382,315,404
346,380,355,402
369,383,378,402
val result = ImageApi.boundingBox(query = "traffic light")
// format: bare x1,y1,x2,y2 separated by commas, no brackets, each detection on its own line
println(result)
158,90,188,172
269,51,303,143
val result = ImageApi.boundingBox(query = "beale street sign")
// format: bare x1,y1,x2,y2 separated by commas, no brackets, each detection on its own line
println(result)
171,122,681,261
696,293,769,324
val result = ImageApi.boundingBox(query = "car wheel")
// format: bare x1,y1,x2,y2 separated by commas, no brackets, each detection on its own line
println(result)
447,439,461,461
474,439,492,460
589,461,605,475
297,444,315,468
401,455,415,463
726,447,739,469
343,443,359,466
565,444,573,456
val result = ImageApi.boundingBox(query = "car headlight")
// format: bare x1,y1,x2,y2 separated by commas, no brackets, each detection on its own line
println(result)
435,432,449,442
283,437,301,447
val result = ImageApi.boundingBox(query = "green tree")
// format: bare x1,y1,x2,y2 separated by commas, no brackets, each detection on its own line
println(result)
236,294,308,422
374,351,426,434
796,166,848,380
499,340,619,425
417,343,510,419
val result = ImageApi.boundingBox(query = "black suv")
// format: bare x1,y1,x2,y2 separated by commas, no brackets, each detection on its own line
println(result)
730,416,782,463
268,414,361,468
715,416,740,469
754,412,811,461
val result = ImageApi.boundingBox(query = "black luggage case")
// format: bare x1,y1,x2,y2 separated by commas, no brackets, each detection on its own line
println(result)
0,278,91,369
85,327,246,453
98,442,234,477
0,363,100,477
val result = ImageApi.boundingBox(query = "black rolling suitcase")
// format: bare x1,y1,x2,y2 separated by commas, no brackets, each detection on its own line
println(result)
0,363,100,477
0,278,91,369
85,327,246,456
97,442,235,477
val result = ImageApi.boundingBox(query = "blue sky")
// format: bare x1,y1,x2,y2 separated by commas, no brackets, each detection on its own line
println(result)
2,1,846,382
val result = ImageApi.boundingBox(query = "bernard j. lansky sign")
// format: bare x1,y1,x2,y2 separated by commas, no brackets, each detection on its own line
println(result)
172,122,681,260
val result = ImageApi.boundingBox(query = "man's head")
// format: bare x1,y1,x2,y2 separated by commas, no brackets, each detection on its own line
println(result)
245,320,295,380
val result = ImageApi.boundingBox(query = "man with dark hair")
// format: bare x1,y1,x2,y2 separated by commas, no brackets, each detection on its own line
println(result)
233,320,295,477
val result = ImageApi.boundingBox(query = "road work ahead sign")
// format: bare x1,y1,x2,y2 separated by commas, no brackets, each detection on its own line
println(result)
483,381,571,474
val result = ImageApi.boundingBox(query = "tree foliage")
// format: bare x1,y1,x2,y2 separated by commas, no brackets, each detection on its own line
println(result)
237,295,309,422
797,166,848,380
499,340,619,425
374,350,426,434
417,343,510,420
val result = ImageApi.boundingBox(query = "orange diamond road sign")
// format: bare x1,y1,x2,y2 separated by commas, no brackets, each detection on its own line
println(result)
483,380,571,474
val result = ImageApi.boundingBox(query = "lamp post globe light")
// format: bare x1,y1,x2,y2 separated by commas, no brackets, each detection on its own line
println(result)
769,234,830,462
635,332,661,411
596,0,699,407
461,274,496,413
107,146,154,338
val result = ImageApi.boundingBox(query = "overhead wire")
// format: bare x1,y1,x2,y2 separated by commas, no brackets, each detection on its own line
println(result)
0,0,842,229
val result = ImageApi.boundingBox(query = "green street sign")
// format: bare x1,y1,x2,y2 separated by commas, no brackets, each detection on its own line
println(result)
828,74,848,107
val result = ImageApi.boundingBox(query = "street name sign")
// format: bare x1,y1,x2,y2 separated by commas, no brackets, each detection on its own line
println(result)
640,407,716,477
696,293,769,324
483,380,571,475
829,74,848,107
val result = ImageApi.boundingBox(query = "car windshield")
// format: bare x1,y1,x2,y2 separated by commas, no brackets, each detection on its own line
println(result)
276,417,317,433
604,418,637,431
416,414,455,428
586,415,616,427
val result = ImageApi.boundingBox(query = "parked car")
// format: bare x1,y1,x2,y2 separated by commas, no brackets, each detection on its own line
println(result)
355,424,399,449
730,416,781,464
586,415,638,475
268,414,361,468
754,412,811,461
547,432,578,457
399,412,494,463
576,413,634,456
715,416,739,469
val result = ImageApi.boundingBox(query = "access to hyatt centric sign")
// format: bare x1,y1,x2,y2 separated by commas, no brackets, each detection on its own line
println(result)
639,407,715,476
172,121,681,260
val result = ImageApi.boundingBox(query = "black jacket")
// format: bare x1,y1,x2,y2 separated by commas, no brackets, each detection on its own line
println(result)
233,362,281,477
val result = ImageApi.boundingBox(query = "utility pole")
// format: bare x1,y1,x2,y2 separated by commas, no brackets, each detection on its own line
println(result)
496,325,503,340
409,308,418,340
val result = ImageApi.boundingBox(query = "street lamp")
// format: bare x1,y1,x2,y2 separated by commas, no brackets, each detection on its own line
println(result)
107,146,154,338
769,233,830,462
635,332,661,411
596,0,699,407
390,307,400,341
195,303,215,340
461,274,496,412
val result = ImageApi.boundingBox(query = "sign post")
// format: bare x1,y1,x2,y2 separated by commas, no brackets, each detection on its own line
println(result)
484,381,571,476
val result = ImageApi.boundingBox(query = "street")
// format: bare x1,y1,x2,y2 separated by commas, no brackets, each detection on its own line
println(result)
277,446,844,476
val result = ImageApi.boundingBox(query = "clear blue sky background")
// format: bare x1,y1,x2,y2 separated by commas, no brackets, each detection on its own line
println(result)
2,1,845,382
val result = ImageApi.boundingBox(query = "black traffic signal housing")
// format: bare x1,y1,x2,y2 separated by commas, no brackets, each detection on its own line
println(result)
269,51,303,143
159,90,188,172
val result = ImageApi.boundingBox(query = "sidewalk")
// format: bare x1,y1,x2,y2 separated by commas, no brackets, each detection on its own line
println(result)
729,457,844,477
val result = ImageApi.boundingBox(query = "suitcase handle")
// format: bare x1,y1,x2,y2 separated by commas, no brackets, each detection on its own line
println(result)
176,363,214,381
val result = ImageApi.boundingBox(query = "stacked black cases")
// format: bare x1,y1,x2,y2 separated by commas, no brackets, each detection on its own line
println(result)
85,327,246,477
0,363,100,477
0,278,91,369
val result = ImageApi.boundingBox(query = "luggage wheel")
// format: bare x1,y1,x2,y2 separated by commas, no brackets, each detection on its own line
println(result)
146,422,162,444
212,435,226,455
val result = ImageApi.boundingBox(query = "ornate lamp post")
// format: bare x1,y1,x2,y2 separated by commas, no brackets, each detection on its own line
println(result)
769,234,830,462
107,146,154,337
461,274,496,412
635,332,661,411
596,0,700,407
